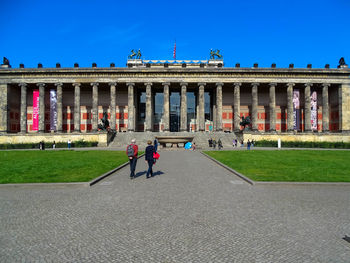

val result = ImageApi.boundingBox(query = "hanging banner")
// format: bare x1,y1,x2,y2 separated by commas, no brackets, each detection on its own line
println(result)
32,90,39,131
50,89,57,131
311,90,317,131
293,89,300,130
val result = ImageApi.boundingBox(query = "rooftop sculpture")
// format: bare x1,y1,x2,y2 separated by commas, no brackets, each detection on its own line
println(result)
128,49,142,59
210,49,223,60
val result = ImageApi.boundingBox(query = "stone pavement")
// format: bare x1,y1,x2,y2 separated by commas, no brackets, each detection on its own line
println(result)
1,150,350,262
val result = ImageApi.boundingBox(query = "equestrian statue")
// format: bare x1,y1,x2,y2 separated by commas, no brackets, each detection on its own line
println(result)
128,49,142,59
210,49,223,60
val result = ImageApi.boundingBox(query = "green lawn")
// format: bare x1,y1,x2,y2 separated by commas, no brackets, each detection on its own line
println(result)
0,150,134,184
205,150,350,182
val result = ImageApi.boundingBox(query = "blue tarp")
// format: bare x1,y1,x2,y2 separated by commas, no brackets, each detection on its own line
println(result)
184,142,192,149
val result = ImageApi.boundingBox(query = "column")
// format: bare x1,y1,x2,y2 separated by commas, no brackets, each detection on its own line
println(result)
233,83,241,132
304,83,313,132
55,83,63,133
19,83,27,133
73,83,81,132
37,83,45,133
216,83,223,131
251,83,259,131
269,83,277,132
0,84,8,133
109,82,117,131
91,82,99,131
322,83,330,132
127,83,135,131
162,83,170,132
180,82,188,132
145,82,153,131
198,83,206,131
339,83,350,132
287,83,295,131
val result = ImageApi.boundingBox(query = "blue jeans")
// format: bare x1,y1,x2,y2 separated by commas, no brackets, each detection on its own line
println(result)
129,157,137,177
146,159,154,178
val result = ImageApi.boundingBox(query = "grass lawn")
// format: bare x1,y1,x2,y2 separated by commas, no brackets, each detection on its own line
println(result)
0,150,136,184
205,150,350,182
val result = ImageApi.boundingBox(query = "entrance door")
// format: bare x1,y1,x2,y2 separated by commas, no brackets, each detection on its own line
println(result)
170,92,180,132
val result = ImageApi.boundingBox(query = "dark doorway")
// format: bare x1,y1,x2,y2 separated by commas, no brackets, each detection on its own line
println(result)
170,92,180,132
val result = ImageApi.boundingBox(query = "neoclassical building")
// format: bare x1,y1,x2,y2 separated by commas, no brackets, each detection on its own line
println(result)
0,59,350,144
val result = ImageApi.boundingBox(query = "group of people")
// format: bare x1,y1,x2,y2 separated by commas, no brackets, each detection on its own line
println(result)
208,138,223,150
126,138,159,180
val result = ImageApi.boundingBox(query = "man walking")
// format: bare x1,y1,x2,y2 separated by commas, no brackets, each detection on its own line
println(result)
126,139,138,179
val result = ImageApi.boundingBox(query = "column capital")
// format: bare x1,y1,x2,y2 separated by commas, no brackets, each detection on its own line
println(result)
198,82,206,87
54,82,63,87
91,82,99,87
251,82,260,87
18,83,27,88
304,83,313,87
322,83,331,88
180,82,188,87
216,82,224,87
126,82,135,87
37,83,45,88
162,82,170,86
108,82,117,86
234,82,242,87
72,83,81,87
144,82,153,87
286,83,295,87
269,82,277,87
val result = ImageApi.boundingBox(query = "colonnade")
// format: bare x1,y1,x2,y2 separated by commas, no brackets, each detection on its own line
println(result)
0,81,342,133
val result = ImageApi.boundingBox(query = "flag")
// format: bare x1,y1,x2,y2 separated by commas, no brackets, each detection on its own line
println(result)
173,41,176,60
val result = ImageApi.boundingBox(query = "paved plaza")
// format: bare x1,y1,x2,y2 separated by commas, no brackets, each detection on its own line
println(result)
1,150,350,262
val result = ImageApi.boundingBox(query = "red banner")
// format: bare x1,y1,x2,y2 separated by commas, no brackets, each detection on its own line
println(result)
33,90,39,131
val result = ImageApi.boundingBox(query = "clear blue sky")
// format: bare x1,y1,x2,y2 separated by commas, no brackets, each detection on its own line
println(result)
1,0,349,68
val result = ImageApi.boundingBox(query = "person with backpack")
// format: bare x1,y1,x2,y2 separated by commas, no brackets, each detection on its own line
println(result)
145,140,155,178
126,139,138,179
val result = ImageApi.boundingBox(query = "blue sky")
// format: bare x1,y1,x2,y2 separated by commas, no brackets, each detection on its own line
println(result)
1,0,349,68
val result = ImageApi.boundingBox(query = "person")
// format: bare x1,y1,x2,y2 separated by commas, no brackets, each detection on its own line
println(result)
126,139,138,179
251,139,255,148
41,141,45,150
247,139,251,150
235,139,238,147
241,140,244,147
68,139,71,149
212,139,217,149
208,138,213,147
153,138,158,153
39,141,42,150
218,139,223,150
192,142,196,151
53,141,56,149
145,140,155,178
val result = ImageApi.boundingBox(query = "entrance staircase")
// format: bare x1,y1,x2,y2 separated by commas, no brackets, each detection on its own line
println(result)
108,131,243,150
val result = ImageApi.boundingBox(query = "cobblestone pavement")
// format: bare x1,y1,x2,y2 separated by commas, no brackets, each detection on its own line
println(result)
1,150,350,262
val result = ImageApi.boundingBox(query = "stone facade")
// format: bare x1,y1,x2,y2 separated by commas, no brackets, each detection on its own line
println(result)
0,60,349,143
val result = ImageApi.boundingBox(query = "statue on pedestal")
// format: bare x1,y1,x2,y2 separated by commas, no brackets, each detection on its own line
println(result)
3,57,10,65
98,112,110,131
210,49,223,59
338,57,348,68
240,116,251,130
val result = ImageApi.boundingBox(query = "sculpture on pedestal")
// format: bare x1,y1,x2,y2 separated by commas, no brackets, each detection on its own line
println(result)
98,112,110,131
2,57,10,65
338,57,347,68
240,116,251,130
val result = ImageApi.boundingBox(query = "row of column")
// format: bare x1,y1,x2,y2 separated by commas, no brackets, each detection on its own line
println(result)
8,81,333,133
17,82,118,133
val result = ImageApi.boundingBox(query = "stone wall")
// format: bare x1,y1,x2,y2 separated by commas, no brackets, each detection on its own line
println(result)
0,133,108,146
243,132,350,143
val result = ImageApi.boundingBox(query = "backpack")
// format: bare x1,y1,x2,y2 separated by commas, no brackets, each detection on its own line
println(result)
127,144,135,157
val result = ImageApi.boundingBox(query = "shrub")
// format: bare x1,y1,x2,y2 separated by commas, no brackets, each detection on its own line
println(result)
0,141,98,150
254,140,350,149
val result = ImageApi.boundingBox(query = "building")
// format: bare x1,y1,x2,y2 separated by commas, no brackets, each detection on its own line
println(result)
0,58,349,146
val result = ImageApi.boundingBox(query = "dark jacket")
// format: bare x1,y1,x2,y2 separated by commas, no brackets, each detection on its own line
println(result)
145,145,155,161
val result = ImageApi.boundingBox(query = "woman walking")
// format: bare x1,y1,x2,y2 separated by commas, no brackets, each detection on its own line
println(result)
145,140,155,178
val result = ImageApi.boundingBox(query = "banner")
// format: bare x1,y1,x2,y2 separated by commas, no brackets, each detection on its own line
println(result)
293,89,300,130
50,89,57,131
311,90,317,131
32,90,39,131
